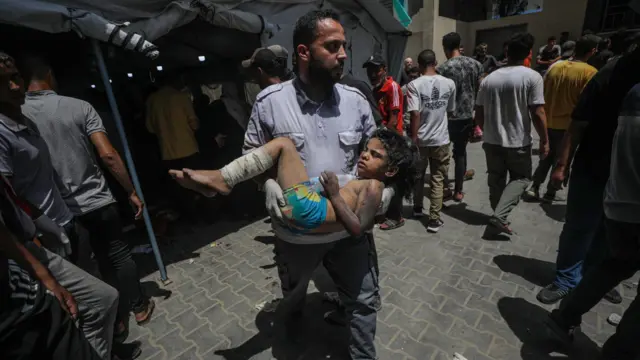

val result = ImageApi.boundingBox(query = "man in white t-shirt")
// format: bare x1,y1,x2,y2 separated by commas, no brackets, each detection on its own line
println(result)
475,33,550,235
407,50,456,233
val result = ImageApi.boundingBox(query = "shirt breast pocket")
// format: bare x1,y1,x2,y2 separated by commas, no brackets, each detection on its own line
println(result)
339,130,363,173
275,132,306,162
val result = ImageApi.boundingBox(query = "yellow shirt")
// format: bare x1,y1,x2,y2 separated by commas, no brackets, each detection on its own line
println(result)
543,61,597,130
146,86,199,160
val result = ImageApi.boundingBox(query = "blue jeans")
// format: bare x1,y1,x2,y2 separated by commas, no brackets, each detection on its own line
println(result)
554,166,607,291
275,234,380,359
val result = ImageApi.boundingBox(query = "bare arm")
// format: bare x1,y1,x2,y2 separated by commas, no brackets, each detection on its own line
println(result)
90,132,144,219
530,105,550,158
0,222,78,318
410,111,420,143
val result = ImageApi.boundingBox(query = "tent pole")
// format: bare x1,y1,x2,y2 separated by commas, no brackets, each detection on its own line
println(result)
90,39,171,285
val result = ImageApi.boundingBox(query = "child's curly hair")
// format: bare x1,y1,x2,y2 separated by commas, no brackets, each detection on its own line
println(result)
368,128,420,200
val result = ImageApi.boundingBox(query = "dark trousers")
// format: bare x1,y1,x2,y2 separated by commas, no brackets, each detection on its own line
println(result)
483,143,532,224
532,128,576,194
385,190,404,222
163,153,203,219
77,204,146,322
448,119,473,193
558,217,640,359
275,234,380,359
553,165,608,291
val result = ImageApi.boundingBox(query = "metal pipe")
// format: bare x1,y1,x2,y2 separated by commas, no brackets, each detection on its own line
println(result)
90,39,170,284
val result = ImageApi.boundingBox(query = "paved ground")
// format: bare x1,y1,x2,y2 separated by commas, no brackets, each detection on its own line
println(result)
126,140,637,360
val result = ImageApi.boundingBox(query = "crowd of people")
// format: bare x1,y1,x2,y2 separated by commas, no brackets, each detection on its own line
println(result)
1,6,640,360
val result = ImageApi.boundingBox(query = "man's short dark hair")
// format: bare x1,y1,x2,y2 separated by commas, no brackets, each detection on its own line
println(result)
575,35,599,57
417,49,437,68
22,56,52,82
293,9,340,49
507,32,535,61
442,32,462,52
548,36,557,42
407,66,420,74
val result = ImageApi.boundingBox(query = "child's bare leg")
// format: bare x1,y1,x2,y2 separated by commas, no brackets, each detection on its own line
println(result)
170,137,308,195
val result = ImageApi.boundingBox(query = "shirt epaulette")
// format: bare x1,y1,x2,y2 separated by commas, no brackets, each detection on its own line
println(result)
255,82,287,102
335,83,368,102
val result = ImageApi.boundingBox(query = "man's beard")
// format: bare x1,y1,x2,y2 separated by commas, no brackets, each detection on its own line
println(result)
308,52,343,90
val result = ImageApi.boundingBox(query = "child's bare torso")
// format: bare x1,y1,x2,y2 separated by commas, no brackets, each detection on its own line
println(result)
308,179,382,234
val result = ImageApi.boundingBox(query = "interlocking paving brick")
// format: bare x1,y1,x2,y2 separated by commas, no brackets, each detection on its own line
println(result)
210,286,244,309
375,319,401,347
200,301,237,330
479,274,517,297
383,290,423,316
385,308,430,341
440,298,482,327
466,294,504,323
184,323,227,356
156,328,196,359
407,284,446,309
433,281,471,303
448,319,494,354
450,263,483,283
134,139,620,360
419,324,467,355
475,313,520,345
389,330,438,359
412,303,455,333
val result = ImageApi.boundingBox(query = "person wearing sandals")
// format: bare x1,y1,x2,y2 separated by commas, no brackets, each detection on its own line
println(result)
21,57,155,337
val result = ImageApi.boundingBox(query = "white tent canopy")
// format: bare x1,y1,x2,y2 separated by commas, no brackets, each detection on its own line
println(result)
1,0,409,80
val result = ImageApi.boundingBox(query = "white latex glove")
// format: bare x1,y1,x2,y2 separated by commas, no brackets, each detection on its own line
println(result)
264,179,286,223
376,186,395,216
33,214,72,258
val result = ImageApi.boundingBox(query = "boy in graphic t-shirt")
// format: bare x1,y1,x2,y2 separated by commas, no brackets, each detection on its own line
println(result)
406,50,456,233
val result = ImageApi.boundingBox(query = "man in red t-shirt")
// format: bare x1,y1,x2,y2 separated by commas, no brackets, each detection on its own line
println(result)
364,55,404,134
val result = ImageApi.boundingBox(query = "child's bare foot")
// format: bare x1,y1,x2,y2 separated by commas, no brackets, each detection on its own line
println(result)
184,169,232,195
168,169,232,196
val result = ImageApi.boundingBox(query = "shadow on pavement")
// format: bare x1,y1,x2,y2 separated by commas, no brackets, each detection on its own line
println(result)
214,293,347,359
498,297,600,359
442,203,492,226
493,255,555,287
541,203,567,223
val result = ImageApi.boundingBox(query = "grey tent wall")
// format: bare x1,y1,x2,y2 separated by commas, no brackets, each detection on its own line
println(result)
387,33,409,80
91,39,170,284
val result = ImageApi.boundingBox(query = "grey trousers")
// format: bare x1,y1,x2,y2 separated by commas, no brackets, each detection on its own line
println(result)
28,243,119,360
275,234,380,360
483,143,532,224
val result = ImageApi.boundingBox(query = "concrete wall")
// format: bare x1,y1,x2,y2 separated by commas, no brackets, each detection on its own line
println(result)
405,0,589,64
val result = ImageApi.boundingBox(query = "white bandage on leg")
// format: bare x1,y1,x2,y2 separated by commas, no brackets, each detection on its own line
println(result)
220,147,275,188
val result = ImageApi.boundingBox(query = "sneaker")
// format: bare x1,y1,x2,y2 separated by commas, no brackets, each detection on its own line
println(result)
413,209,425,218
427,219,444,233
463,169,475,181
488,217,514,235
536,283,570,304
524,185,540,200
607,313,622,326
545,310,578,344
453,192,464,202
604,288,623,304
